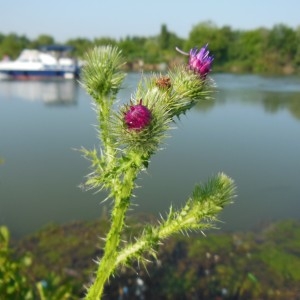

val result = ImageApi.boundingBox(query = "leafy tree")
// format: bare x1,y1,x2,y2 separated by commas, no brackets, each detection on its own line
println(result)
159,24,170,50
142,37,161,63
0,33,30,59
294,26,300,67
185,21,233,67
94,37,117,47
29,34,55,49
0,32,5,43
118,36,148,61
229,28,269,72
66,37,93,57
159,24,184,50
267,24,297,63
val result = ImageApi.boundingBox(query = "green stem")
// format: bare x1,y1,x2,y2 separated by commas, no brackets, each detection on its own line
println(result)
98,100,115,164
114,221,179,268
85,204,125,299
85,166,138,300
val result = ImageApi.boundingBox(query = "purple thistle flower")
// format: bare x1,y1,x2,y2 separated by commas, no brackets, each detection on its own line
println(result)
176,44,214,78
124,99,152,131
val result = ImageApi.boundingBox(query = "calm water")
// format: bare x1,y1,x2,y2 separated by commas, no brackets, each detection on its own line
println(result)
0,73,300,237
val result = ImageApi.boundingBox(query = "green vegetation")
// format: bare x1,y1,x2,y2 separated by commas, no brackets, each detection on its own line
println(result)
0,226,73,300
1,22,300,74
1,219,299,299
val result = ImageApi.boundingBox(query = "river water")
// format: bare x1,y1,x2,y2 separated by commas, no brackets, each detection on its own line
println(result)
0,73,300,237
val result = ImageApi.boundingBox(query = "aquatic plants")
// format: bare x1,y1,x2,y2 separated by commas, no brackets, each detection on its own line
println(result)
80,44,235,299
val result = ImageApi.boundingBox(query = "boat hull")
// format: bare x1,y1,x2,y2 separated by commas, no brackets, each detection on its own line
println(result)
0,46,81,80
0,69,80,80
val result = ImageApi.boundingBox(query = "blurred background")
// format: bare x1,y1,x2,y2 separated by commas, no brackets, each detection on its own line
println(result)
1,1,300,299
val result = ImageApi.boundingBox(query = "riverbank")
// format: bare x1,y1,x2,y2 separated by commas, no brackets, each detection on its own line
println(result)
5,217,299,299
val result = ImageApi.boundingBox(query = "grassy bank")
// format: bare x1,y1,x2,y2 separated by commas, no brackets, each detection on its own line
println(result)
1,218,300,299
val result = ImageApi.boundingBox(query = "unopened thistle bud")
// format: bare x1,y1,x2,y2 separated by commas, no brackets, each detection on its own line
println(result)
124,99,152,131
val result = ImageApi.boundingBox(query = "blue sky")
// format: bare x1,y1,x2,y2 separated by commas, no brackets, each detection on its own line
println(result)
1,0,300,42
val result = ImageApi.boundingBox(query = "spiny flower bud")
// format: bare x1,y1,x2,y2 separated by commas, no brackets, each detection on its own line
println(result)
124,99,152,131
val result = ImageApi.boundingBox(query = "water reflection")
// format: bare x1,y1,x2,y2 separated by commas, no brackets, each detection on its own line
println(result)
0,80,79,105
193,74,300,121
214,73,300,93
262,92,300,120
1,73,300,237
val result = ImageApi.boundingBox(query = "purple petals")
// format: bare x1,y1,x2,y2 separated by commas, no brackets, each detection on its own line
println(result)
177,44,213,78
124,100,152,131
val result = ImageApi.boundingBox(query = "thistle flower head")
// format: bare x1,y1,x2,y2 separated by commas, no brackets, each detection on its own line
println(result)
189,45,213,78
176,44,214,78
124,99,152,131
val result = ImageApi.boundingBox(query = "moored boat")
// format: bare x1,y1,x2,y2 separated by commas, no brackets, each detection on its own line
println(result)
0,45,81,80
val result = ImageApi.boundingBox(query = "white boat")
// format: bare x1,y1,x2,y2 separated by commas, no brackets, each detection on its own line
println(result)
0,45,80,80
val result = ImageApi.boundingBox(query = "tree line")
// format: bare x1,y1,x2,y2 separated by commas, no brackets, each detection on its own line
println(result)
1,21,300,74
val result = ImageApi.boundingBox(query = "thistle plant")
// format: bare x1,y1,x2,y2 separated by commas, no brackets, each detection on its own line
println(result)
80,45,235,299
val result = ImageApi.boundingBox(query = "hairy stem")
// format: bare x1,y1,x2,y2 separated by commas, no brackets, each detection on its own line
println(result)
85,203,126,299
97,98,115,165
85,166,139,300
115,173,235,267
